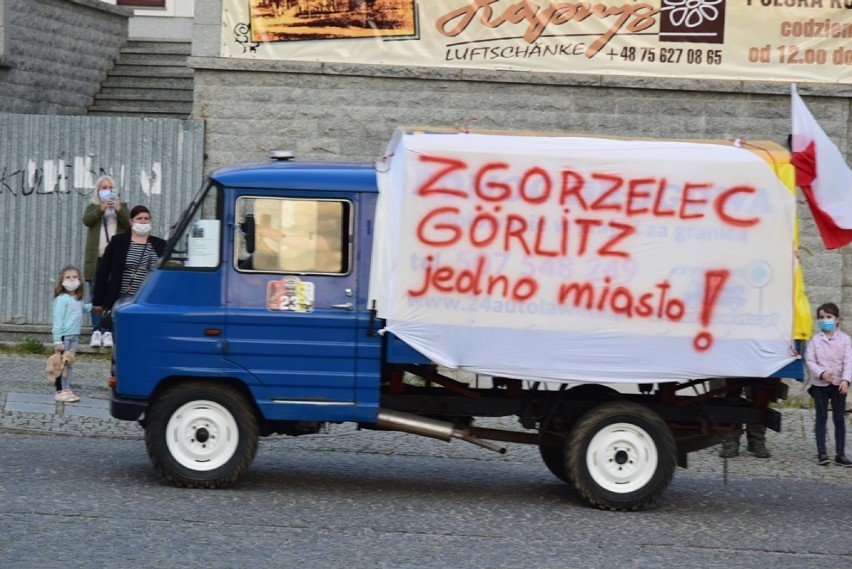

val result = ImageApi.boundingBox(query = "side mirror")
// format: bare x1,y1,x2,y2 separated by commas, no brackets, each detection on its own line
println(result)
241,214,256,254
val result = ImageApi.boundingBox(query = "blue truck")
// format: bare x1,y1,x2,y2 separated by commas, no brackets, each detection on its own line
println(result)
109,129,806,510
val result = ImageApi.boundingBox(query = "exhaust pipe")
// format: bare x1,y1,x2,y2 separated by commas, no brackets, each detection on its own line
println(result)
376,409,506,454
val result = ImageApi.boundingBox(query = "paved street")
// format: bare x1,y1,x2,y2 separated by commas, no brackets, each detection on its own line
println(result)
2,353,851,483
1,353,851,568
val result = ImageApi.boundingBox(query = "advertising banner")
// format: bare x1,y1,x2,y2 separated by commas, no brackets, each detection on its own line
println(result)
369,129,798,383
222,1,852,84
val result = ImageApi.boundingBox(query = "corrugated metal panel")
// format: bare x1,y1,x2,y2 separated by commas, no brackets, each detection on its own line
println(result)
0,113,205,326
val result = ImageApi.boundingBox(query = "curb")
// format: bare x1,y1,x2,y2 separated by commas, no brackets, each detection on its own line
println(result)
0,391,142,439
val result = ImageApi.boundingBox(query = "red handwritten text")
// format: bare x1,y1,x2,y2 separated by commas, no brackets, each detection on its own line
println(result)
408,254,538,301
693,269,730,351
418,155,760,228
416,206,636,258
557,276,685,321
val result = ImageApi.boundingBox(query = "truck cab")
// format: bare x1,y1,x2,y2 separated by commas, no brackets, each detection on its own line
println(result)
112,160,395,425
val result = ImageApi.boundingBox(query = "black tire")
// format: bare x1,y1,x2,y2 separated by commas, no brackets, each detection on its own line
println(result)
539,444,570,484
538,383,620,485
566,402,675,511
144,382,259,488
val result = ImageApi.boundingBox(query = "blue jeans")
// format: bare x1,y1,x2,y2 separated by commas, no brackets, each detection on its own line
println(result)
89,257,111,332
56,335,79,392
812,384,847,457
88,280,102,332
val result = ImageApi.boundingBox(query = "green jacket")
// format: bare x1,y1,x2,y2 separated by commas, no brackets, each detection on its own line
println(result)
82,203,129,282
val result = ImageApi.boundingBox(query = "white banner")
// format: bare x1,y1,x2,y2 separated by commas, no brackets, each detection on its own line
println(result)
222,1,852,84
369,129,797,383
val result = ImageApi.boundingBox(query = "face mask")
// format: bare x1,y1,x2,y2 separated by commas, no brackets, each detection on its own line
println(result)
819,319,837,333
132,223,152,236
62,279,80,292
98,189,113,201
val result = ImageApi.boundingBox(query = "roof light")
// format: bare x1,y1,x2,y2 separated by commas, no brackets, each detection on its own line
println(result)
270,150,295,161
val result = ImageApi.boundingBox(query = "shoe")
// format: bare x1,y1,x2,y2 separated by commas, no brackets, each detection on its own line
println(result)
834,456,852,467
102,331,113,348
746,443,771,459
55,390,75,402
65,390,80,403
719,441,739,458
89,330,102,347
818,454,831,465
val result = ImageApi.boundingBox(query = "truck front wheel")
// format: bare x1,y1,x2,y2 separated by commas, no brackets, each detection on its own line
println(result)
566,402,675,511
145,382,259,488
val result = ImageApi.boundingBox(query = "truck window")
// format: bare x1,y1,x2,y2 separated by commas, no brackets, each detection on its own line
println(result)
235,197,349,274
162,184,222,269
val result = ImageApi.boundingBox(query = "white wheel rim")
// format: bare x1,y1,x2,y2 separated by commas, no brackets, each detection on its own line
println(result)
166,400,239,472
585,422,658,494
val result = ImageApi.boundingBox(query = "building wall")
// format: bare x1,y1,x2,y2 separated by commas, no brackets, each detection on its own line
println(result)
0,0,130,115
189,0,852,321
98,0,194,40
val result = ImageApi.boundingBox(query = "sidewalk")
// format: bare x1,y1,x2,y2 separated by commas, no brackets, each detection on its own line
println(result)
0,392,142,438
0,352,142,439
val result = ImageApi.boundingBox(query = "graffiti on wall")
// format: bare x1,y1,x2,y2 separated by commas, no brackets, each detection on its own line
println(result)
0,156,162,197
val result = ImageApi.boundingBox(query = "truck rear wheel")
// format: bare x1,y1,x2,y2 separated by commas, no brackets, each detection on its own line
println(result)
145,382,259,488
566,402,675,511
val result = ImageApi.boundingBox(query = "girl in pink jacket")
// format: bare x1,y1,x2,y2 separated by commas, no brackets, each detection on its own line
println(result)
805,302,852,467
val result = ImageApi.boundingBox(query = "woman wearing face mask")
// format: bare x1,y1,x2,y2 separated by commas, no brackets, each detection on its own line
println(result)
82,175,129,348
804,302,852,467
92,205,166,333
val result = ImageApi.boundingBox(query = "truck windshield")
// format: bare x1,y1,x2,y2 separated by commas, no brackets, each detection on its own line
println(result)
162,183,222,269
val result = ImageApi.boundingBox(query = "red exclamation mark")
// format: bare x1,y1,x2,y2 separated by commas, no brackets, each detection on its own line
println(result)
694,269,730,352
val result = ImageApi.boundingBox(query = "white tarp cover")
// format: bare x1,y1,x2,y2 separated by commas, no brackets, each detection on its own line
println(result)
369,129,797,383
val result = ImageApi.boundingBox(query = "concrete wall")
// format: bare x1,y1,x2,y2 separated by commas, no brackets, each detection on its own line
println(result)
0,0,130,115
188,0,852,321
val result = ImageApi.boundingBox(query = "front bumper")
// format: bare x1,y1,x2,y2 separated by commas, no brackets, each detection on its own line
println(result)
110,390,148,421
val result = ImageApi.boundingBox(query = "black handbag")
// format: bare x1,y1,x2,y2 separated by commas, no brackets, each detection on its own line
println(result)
100,309,113,330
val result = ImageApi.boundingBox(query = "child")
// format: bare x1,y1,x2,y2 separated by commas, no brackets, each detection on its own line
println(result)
804,302,852,467
51,265,91,403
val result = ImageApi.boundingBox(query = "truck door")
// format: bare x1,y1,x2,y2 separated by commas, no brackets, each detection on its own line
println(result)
224,193,362,421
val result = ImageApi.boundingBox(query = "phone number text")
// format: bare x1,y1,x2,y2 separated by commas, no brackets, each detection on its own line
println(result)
614,47,723,65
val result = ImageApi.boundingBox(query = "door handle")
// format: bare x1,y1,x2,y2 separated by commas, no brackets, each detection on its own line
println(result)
331,302,353,311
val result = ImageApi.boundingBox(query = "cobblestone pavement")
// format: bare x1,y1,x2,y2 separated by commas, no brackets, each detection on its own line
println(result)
0,353,142,439
2,353,852,484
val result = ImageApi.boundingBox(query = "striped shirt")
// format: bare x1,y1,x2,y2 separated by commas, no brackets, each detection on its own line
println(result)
120,242,160,295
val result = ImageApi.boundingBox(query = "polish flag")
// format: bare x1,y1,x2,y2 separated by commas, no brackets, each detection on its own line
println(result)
791,84,852,250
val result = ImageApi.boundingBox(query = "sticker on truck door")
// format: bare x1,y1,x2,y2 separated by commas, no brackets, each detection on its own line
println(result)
267,276,314,312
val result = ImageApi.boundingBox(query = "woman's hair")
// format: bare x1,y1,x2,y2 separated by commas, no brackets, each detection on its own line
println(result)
130,204,151,219
816,302,840,319
91,175,117,204
54,265,84,300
